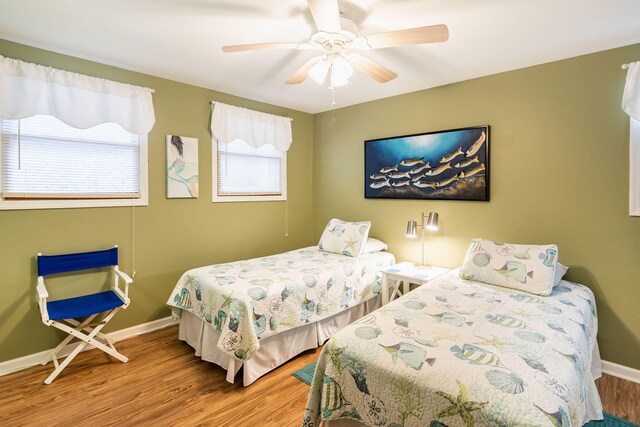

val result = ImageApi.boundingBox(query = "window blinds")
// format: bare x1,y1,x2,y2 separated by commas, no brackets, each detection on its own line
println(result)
216,138,283,196
1,115,140,199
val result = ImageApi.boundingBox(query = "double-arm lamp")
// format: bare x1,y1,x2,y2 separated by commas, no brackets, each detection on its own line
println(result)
406,211,439,268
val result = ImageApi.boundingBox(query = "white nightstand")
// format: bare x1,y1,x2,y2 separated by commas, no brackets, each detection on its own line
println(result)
380,262,450,304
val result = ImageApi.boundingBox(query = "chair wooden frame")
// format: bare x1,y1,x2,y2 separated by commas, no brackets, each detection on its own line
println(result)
36,246,133,384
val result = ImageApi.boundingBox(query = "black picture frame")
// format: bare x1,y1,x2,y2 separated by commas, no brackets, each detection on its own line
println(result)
364,125,490,201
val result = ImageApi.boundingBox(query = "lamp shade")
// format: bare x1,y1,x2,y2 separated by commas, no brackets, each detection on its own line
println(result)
308,60,330,84
426,212,439,231
329,56,353,88
329,68,349,88
406,220,418,238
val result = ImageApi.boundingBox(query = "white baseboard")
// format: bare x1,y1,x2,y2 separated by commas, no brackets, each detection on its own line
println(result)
106,316,177,343
0,316,177,377
601,360,640,384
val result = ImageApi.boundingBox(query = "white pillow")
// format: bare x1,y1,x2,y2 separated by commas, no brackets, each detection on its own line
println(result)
361,238,388,254
318,218,371,257
459,238,559,296
554,262,568,285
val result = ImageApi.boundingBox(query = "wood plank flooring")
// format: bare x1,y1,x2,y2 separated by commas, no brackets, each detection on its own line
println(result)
596,373,640,424
0,325,637,426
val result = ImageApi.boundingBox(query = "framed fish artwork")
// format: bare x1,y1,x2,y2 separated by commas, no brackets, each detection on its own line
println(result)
166,135,199,198
364,125,489,201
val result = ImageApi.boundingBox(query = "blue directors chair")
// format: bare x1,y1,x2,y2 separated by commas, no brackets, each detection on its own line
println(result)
36,246,133,384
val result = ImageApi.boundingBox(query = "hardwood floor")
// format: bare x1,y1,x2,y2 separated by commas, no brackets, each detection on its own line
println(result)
0,325,637,426
596,373,640,424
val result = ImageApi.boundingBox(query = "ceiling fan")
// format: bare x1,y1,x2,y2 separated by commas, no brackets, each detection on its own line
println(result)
222,0,449,88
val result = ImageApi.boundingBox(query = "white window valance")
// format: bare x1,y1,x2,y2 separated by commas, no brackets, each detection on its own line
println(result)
210,102,292,152
623,61,640,121
0,55,155,134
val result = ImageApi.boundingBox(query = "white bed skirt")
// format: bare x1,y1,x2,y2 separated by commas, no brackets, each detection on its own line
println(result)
178,295,382,386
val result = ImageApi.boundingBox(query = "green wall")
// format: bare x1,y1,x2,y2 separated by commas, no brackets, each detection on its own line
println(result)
0,39,315,362
2,36,639,372
313,44,640,369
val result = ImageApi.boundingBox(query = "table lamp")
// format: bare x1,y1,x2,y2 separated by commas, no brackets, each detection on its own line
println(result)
406,211,439,268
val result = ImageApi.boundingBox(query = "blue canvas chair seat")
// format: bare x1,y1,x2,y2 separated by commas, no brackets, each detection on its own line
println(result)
47,290,124,321
36,246,133,384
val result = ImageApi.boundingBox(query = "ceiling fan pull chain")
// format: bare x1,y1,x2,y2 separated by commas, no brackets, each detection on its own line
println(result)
332,87,336,107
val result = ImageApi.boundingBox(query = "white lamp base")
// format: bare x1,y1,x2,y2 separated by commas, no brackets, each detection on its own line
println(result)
413,263,433,270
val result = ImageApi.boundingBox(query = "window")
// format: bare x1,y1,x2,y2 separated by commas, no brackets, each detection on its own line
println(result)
209,102,291,203
213,138,286,202
0,115,148,210
631,117,640,216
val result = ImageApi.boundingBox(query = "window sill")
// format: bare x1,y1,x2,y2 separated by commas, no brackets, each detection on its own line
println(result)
0,197,148,210
212,194,286,203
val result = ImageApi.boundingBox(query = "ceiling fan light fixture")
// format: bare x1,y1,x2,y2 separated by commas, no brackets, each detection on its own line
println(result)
223,1,450,96
308,59,330,84
329,70,349,88
328,56,353,88
332,56,353,79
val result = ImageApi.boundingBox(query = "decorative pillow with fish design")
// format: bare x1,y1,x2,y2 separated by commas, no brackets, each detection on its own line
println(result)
317,218,371,257
459,238,558,296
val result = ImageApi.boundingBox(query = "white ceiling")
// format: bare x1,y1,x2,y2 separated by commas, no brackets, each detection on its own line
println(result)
0,0,639,114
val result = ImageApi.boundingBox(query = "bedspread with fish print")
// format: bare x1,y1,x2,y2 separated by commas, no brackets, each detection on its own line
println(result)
166,247,395,361
302,268,601,427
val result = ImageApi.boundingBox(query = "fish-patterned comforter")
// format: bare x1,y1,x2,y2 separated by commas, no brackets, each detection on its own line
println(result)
166,247,395,361
303,269,600,427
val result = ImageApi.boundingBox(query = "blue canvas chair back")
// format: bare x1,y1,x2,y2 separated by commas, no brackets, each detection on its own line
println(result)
38,247,118,277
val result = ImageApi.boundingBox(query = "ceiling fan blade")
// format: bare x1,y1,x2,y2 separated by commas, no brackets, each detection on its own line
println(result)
307,0,341,33
285,57,321,84
351,55,398,83
362,24,449,49
222,42,308,52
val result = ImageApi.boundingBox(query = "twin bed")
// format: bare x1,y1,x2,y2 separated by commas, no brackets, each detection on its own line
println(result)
167,241,395,385
303,239,603,427
302,269,602,427
166,225,603,426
